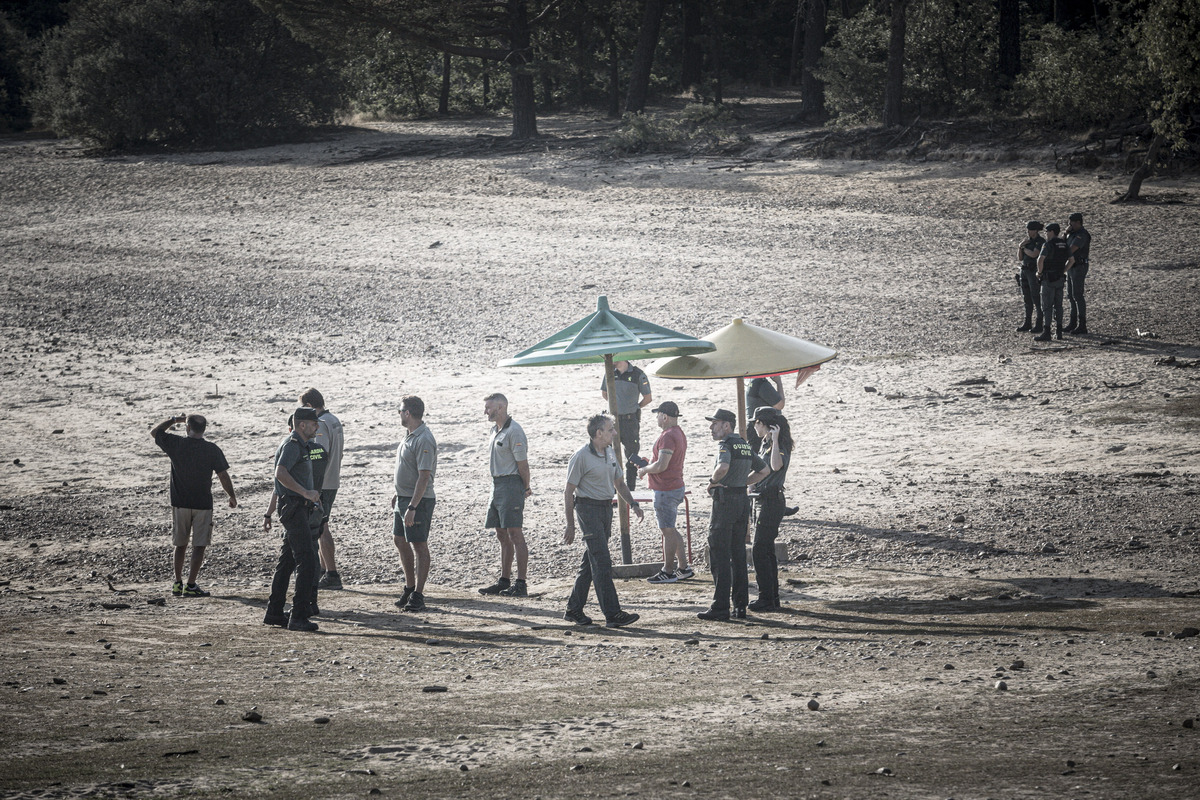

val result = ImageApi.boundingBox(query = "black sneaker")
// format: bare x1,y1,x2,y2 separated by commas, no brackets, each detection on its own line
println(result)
697,608,731,622
605,611,640,628
182,583,210,597
309,604,321,618
404,591,426,612
287,616,318,632
500,579,528,597
647,570,678,584
748,598,776,612
263,611,290,627
478,577,510,595
318,572,343,590
563,609,594,625
733,607,747,619
394,586,414,609
675,566,695,580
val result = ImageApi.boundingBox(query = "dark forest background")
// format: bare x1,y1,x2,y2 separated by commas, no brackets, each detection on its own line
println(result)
0,0,1196,164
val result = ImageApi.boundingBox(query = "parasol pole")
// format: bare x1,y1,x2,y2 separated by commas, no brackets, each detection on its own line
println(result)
603,353,634,564
736,377,747,440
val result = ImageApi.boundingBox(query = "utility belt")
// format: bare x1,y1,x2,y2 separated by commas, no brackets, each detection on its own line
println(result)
617,411,639,419
754,486,783,496
574,495,611,507
712,485,747,499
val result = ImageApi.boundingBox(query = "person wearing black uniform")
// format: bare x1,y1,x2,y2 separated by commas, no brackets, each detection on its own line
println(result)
1036,223,1074,342
263,407,323,632
1016,221,1045,333
747,406,793,612
745,375,784,452
263,413,328,618
1065,212,1091,334
599,360,653,491
698,408,768,622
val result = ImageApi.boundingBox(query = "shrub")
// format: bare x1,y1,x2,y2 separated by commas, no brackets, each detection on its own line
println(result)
32,0,342,149
604,103,749,155
0,11,33,132
816,8,888,126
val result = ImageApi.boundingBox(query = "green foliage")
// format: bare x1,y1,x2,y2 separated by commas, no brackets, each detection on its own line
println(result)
904,0,999,116
0,11,34,131
1133,0,1200,148
604,103,749,154
815,7,888,125
1013,23,1141,128
32,0,342,149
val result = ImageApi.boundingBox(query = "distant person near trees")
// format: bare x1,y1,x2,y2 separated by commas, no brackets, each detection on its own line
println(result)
637,401,692,584
478,393,532,598
1016,221,1045,333
1065,212,1091,335
151,413,236,599
299,388,345,591
392,396,437,613
600,360,653,491
1035,223,1074,342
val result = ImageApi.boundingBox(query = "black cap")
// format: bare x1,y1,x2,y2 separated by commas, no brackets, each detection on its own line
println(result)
752,406,781,424
1026,220,1043,231
705,408,737,425
293,407,319,422
1045,222,1060,233
650,401,681,417
1069,212,1083,222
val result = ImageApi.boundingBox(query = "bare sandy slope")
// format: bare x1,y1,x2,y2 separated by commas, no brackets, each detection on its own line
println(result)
1,113,1198,798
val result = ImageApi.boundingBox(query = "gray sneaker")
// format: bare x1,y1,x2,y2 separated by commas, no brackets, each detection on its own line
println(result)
500,579,528,597
605,611,640,628
317,571,343,590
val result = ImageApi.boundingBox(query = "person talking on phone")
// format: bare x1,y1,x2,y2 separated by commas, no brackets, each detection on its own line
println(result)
746,406,794,612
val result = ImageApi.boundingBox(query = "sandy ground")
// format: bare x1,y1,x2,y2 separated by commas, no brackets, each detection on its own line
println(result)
1,110,1199,799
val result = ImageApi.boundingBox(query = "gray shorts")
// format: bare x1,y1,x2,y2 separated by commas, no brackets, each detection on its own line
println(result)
653,487,685,529
486,474,525,529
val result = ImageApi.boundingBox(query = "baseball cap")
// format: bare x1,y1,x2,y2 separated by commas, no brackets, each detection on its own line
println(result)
293,407,319,422
752,406,781,424
651,401,681,417
705,408,737,425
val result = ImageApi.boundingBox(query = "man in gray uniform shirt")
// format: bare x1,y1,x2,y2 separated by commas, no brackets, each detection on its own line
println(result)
300,388,345,590
478,393,533,598
563,414,642,628
392,395,437,613
599,360,652,491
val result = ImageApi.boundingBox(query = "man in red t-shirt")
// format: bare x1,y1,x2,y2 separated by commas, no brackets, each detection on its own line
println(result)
637,401,692,583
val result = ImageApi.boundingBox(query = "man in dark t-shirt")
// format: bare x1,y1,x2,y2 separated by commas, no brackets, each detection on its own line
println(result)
1065,212,1092,335
151,414,236,598
745,376,783,451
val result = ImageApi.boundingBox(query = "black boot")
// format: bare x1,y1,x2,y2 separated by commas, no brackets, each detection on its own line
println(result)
1017,317,1032,332
1056,320,1063,340
1072,315,1088,335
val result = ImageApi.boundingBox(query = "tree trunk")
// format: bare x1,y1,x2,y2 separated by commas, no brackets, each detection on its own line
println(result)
1116,133,1166,203
681,0,704,89
625,0,667,114
997,0,1020,86
507,0,538,138
606,17,621,118
711,0,724,104
438,52,451,115
882,0,907,127
789,0,803,86
482,61,490,107
800,0,826,117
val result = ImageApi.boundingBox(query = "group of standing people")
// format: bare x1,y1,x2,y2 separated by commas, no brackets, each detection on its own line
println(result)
151,363,799,632
1016,211,1092,340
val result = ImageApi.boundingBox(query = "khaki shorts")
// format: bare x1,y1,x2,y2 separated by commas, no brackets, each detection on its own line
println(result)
172,507,214,547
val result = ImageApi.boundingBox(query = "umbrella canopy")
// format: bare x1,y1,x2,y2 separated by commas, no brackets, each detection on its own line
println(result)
651,318,836,379
499,296,715,368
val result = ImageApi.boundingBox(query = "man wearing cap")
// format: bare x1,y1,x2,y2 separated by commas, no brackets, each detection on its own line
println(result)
637,401,692,584
600,360,653,491
699,409,769,621
264,407,322,632
562,414,642,628
1016,221,1045,333
1065,212,1091,335
151,413,237,598
1036,223,1074,342
478,393,532,598
392,395,437,613
745,376,784,452
300,388,346,591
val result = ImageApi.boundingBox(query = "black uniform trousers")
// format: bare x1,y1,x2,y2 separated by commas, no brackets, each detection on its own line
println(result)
708,488,750,612
267,497,320,620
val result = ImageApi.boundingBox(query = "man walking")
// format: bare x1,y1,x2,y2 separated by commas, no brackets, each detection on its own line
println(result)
600,360,652,491
264,407,322,632
478,393,533,598
637,401,692,584
1036,223,1074,342
699,409,768,621
1065,212,1091,335
151,413,236,598
392,396,436,613
563,414,642,628
299,389,345,591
